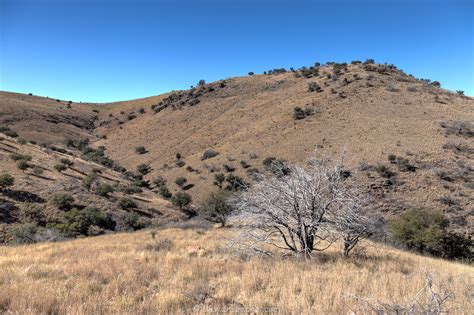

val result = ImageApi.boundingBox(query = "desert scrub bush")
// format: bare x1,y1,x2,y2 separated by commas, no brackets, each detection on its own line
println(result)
292,106,314,120
223,164,236,173
158,185,172,199
442,140,473,154
0,126,18,137
49,193,75,210
171,191,192,210
32,166,44,176
9,223,38,244
373,164,396,178
55,206,115,237
95,183,114,198
308,82,322,92
0,173,14,191
136,164,151,175
389,208,472,260
175,176,187,188
17,160,30,171
121,212,149,231
201,149,219,160
224,174,248,191
135,146,147,154
199,191,235,227
456,90,464,96
82,173,98,191
118,197,137,210
262,157,290,177
17,138,27,145
213,172,225,188
10,153,32,162
19,203,45,225
144,238,173,252
123,185,142,194
54,164,67,172
60,158,74,166
387,155,416,172
240,160,251,169
440,121,473,138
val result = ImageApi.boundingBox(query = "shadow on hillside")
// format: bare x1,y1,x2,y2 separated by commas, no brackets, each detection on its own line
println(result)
2,190,45,203
0,200,19,223
63,173,83,180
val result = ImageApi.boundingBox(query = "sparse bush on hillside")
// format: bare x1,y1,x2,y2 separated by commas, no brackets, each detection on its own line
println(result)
0,173,14,191
430,81,441,88
262,157,290,177
49,193,75,210
0,126,18,137
248,72,254,75
171,191,192,210
122,212,149,231
223,164,236,173
200,191,235,227
224,174,248,191
82,173,98,191
443,140,473,154
363,58,375,64
60,158,74,166
388,155,416,172
308,82,322,92
240,160,250,169
19,203,45,225
17,160,30,171
456,90,465,96
293,106,315,120
389,208,472,260
17,139,27,145
54,164,67,173
175,177,187,188
123,185,142,194
95,183,114,197
10,223,38,244
213,173,225,188
137,164,151,175
10,153,32,162
32,166,44,176
118,197,137,210
158,185,172,199
440,121,473,138
201,149,219,160
55,206,115,237
198,79,206,86
373,164,396,178
135,146,147,154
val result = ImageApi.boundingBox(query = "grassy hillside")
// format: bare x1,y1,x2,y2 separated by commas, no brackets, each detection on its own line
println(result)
0,225,472,314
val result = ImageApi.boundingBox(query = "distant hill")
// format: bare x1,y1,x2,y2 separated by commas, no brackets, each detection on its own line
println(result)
1,60,473,241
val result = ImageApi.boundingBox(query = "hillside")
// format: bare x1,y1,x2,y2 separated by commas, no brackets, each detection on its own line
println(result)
0,226,472,313
1,61,473,240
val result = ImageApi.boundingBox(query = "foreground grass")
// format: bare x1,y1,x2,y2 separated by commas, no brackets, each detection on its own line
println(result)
0,227,472,314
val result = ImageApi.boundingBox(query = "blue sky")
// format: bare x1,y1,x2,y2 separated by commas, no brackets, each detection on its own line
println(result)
1,0,473,102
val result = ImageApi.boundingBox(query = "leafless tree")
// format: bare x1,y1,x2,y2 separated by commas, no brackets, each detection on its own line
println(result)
232,157,373,257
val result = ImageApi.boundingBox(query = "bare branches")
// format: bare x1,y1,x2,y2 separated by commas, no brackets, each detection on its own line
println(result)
232,157,374,257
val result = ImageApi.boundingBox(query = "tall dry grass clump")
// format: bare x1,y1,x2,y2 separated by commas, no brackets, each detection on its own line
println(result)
0,227,472,314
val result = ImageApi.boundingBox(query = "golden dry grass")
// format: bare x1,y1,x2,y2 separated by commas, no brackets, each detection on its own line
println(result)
0,226,472,314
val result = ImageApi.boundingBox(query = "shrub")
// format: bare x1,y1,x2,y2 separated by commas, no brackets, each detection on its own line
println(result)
175,159,185,167
308,82,322,92
225,174,248,191
137,164,151,175
95,183,114,197
440,121,473,138
58,206,115,237
431,81,441,88
240,160,250,169
0,173,14,190
213,173,225,188
373,164,396,178
17,160,30,171
19,203,45,224
248,72,254,75
175,177,187,187
123,185,142,194
54,164,67,172
82,173,98,190
135,146,147,154
456,90,464,96
171,191,192,210
10,223,38,244
118,197,137,210
262,157,290,177
60,158,74,166
201,149,219,160
153,175,166,187
32,166,44,176
123,212,148,231
18,139,27,145
293,106,315,120
49,193,75,210
223,164,236,173
10,153,32,162
200,191,234,227
389,209,472,260
158,185,172,199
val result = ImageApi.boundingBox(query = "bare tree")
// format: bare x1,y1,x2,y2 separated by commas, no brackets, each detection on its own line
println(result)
232,158,373,257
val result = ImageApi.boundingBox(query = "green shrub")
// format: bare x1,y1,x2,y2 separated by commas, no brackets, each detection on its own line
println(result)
60,158,74,166
118,197,137,210
213,173,225,188
19,203,45,224
153,175,166,187
10,153,32,162
201,149,219,160
135,146,147,154
262,157,290,177
82,173,98,190
175,177,187,187
123,212,148,231
10,223,38,244
171,191,192,210
54,164,67,172
123,185,142,194
58,207,115,237
0,173,14,190
32,166,44,176
95,183,114,197
18,139,27,145
17,160,30,171
137,164,151,175
225,174,248,191
389,209,472,260
49,193,75,210
158,185,172,199
200,191,234,227
308,82,322,92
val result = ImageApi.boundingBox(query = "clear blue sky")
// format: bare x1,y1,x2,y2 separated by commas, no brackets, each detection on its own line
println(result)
1,0,473,102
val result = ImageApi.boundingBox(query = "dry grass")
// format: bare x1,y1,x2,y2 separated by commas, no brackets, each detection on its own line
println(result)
0,227,472,314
